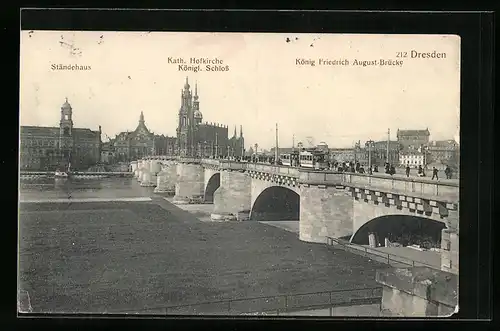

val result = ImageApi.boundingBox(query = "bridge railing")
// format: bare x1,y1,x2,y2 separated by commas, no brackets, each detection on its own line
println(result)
342,172,459,200
133,158,459,199
298,170,344,185
218,161,247,171
201,158,221,167
245,163,300,177
326,237,441,271
114,286,382,315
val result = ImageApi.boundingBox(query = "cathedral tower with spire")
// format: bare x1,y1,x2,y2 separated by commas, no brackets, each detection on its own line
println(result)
176,77,245,158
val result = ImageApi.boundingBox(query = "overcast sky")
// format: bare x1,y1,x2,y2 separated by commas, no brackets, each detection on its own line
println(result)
20,31,460,149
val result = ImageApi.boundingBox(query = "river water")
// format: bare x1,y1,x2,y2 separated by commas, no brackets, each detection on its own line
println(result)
19,177,154,202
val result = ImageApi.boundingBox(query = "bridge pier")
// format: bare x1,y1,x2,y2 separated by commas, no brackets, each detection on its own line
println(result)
211,170,251,221
441,228,459,274
439,207,459,275
136,160,147,182
299,185,353,244
139,168,154,187
173,163,205,204
154,161,176,195
147,160,162,186
376,266,457,316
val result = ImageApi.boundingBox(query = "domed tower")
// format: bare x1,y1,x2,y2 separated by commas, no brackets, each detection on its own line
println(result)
193,82,203,125
58,97,74,169
60,97,73,136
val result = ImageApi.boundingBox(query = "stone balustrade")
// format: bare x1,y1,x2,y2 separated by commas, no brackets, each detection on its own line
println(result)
342,173,459,201
218,161,247,171
131,158,459,203
298,170,345,186
245,163,300,177
201,158,221,167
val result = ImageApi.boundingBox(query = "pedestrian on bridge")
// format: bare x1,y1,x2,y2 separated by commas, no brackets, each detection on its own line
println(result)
390,164,396,176
384,163,390,174
405,164,411,177
417,165,425,177
432,167,439,180
444,165,452,179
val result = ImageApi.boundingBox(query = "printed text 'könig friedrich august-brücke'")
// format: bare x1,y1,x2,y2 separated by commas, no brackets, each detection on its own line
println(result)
295,50,448,68
167,57,229,73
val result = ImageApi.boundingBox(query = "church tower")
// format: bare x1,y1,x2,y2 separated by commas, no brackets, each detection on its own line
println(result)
240,125,245,156
177,77,194,156
59,97,73,136
193,82,203,125
58,97,74,167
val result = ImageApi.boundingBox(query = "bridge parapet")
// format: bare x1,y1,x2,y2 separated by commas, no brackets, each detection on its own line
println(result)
343,173,459,203
219,161,247,171
245,163,299,177
179,157,201,164
298,170,344,186
201,158,221,167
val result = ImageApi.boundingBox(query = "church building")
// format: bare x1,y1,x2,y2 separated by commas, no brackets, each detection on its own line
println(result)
176,77,245,158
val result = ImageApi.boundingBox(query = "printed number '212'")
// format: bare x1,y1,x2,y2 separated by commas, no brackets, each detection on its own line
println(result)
396,52,408,58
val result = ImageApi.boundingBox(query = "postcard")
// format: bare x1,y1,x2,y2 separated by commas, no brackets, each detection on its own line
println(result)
19,31,459,317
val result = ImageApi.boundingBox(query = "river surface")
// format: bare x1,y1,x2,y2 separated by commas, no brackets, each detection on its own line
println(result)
19,177,153,202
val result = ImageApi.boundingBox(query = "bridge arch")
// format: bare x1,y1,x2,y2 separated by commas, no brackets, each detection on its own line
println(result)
250,186,300,221
350,214,446,248
204,173,220,203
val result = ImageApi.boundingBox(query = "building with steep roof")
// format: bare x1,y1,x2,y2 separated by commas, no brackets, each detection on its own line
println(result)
19,98,101,171
396,128,431,151
176,77,245,157
110,111,177,162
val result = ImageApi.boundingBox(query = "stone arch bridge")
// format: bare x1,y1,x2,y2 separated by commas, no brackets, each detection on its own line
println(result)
131,156,458,253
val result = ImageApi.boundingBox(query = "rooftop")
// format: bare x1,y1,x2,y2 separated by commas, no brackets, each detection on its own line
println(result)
428,140,459,148
397,129,430,136
21,126,99,138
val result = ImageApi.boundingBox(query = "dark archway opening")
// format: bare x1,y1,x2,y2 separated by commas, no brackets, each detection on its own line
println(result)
250,186,300,221
204,173,220,203
351,215,446,249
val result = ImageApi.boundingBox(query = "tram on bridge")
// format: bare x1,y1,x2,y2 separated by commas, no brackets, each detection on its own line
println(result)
279,151,299,167
299,148,330,170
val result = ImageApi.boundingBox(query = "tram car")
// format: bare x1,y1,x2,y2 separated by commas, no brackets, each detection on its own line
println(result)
280,151,299,166
299,149,329,170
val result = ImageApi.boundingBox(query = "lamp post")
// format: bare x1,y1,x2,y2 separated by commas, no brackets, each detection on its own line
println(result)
275,123,279,165
367,140,374,173
386,128,390,164
423,145,428,169
215,133,219,158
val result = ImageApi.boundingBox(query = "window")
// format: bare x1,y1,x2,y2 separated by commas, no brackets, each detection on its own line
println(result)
63,127,70,136
65,114,69,120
